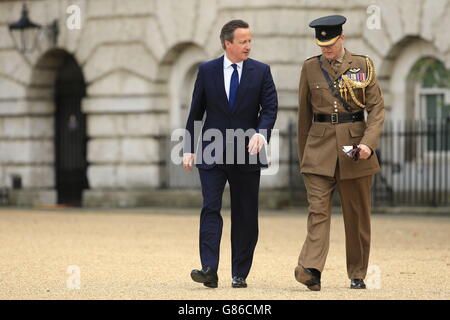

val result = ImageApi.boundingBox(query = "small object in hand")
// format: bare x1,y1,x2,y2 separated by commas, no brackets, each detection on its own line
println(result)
342,145,361,161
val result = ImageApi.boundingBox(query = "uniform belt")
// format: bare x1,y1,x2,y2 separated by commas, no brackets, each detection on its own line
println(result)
313,111,364,124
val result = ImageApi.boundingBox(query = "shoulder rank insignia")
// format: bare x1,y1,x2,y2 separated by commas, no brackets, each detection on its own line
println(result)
305,55,320,61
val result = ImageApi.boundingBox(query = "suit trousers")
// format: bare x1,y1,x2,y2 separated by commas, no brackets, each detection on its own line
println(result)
298,163,373,279
198,164,260,279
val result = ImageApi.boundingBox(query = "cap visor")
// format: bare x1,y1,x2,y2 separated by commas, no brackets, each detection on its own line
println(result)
316,35,340,47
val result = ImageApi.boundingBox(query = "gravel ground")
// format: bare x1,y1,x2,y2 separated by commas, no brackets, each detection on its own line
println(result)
0,207,448,300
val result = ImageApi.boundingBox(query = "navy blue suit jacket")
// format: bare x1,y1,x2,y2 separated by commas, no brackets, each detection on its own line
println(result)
184,56,278,171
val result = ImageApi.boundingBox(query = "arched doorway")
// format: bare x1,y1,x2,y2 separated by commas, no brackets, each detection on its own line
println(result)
53,54,88,206
27,49,88,206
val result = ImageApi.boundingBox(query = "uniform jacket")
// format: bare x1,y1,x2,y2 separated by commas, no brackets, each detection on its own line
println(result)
297,49,385,179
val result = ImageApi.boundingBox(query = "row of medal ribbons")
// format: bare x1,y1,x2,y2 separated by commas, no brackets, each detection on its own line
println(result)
343,72,366,83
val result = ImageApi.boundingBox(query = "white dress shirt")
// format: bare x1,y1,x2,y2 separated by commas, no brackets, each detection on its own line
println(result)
223,54,243,100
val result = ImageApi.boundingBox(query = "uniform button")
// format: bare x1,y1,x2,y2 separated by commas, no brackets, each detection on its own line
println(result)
316,85,319,88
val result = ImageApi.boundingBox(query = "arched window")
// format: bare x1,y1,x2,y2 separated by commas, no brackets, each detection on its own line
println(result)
160,43,207,188
409,58,450,152
179,63,201,127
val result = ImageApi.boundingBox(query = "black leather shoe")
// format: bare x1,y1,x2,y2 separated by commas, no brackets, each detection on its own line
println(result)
231,276,247,288
294,265,321,291
350,278,366,289
190,267,218,288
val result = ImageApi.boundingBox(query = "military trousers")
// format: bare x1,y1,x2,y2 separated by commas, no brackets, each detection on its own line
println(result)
298,164,373,279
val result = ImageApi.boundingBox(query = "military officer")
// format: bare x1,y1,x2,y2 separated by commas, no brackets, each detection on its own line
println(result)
294,15,385,291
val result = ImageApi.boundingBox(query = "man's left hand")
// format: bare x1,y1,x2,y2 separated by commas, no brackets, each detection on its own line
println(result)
248,134,265,155
358,144,372,160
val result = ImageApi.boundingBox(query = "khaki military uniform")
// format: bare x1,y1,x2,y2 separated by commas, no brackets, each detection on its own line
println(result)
297,49,385,279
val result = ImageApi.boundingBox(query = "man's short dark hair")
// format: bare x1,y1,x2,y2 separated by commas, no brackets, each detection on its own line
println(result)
220,19,249,50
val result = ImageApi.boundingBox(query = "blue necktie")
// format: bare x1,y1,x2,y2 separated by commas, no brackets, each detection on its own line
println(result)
229,64,239,112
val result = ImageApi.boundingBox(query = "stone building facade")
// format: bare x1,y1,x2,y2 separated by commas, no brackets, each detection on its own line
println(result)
0,0,449,207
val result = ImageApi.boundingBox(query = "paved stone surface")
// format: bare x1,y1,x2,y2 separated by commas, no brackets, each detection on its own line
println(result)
0,207,448,300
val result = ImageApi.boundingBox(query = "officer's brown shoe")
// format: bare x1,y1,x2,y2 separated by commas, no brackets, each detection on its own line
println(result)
350,279,366,289
191,267,218,288
294,265,321,291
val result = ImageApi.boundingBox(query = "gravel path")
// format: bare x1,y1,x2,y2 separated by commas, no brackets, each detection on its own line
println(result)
0,208,448,300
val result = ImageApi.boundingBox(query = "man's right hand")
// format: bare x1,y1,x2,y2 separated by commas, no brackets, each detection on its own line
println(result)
183,153,195,171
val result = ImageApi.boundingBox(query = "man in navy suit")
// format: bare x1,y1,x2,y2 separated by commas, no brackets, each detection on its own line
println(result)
182,20,278,288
